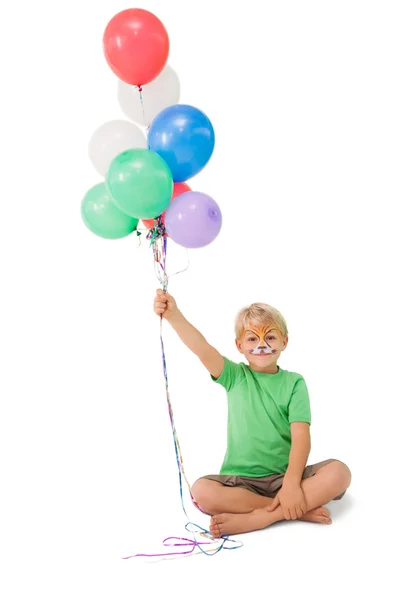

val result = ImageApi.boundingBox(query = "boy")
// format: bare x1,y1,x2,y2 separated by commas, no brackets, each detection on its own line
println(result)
153,289,351,538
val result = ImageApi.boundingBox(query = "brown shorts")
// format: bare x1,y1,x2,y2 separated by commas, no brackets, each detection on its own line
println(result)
199,458,345,501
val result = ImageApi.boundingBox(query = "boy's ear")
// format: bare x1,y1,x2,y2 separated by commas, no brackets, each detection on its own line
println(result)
282,335,289,350
235,338,244,354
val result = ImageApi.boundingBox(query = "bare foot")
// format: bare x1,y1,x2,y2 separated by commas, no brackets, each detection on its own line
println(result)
210,508,273,537
300,506,332,524
209,506,332,537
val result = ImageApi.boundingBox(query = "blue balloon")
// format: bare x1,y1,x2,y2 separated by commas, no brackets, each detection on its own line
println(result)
148,104,215,182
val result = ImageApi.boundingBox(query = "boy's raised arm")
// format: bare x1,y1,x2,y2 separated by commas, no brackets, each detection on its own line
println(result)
153,289,224,379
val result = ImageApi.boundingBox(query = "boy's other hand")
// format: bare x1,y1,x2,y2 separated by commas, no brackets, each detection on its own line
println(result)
153,289,178,321
267,482,307,520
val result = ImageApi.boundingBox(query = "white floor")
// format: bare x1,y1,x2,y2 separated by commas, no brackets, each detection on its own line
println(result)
2,482,395,599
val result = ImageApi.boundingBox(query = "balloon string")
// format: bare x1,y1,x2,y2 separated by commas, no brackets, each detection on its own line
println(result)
123,218,243,559
137,85,148,128
135,224,190,278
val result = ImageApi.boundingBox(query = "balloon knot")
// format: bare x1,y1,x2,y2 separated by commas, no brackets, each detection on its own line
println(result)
146,216,166,246
135,230,142,247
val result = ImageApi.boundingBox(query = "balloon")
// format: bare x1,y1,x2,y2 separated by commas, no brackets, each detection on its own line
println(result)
142,182,191,230
148,105,215,182
81,183,138,239
103,9,169,86
88,120,147,176
118,65,180,127
106,148,173,220
164,192,222,248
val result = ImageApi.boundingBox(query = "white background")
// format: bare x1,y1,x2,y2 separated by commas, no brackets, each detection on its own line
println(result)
1,0,399,597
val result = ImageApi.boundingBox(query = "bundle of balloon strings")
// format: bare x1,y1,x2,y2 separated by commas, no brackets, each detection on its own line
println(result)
122,217,242,559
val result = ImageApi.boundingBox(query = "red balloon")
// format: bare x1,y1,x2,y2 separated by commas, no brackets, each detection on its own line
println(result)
142,182,191,231
103,9,169,86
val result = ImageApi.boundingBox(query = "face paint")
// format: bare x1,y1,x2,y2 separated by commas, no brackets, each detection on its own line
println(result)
243,324,283,355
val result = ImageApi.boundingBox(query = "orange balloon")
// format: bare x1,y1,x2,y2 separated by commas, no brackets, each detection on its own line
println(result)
103,9,169,86
142,182,191,231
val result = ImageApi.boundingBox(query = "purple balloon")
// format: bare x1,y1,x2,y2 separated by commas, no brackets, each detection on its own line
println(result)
164,191,222,248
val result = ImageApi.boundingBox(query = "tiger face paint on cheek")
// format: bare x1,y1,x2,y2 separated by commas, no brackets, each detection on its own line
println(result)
243,324,283,355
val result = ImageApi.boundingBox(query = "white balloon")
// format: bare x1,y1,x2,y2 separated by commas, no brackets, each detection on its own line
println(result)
88,120,147,176
117,64,180,127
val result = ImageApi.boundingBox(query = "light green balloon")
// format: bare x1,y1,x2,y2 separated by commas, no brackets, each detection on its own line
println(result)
106,148,173,219
81,183,138,239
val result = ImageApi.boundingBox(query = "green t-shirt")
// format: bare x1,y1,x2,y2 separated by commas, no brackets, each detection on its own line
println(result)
211,357,311,477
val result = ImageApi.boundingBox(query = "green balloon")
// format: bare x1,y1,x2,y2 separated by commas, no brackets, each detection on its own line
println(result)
106,148,173,219
81,183,138,239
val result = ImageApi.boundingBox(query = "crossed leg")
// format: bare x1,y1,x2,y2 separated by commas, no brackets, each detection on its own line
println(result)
191,460,351,537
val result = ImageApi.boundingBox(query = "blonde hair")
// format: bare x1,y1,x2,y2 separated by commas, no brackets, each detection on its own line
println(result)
234,302,288,340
